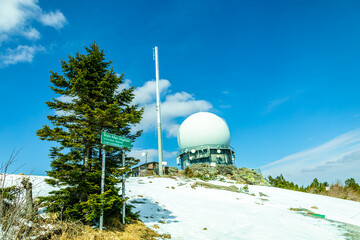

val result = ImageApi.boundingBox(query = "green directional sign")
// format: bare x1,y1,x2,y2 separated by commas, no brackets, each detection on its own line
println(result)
101,132,131,149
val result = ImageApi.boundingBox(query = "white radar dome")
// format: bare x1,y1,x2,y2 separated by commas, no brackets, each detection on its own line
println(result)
177,112,230,150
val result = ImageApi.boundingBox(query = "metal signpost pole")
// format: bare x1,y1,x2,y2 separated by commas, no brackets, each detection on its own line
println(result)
100,131,132,228
100,145,106,230
122,151,126,224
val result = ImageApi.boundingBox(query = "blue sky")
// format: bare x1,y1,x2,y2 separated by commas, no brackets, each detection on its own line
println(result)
1,0,360,185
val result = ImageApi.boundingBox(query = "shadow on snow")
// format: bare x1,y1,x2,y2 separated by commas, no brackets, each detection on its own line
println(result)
129,197,179,224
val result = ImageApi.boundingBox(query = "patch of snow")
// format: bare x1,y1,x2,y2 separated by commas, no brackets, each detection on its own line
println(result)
126,177,360,240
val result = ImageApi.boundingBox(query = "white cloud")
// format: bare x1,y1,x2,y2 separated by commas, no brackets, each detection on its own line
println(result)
0,45,44,66
40,10,66,29
133,79,171,105
0,0,39,34
56,95,79,103
261,129,360,185
129,80,213,137
54,95,79,116
116,79,132,93
0,0,66,66
128,148,178,164
22,27,40,40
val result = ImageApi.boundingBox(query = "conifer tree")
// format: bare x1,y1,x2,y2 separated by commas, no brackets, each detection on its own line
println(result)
37,43,143,224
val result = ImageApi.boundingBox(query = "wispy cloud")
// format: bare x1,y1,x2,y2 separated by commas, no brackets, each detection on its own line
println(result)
219,104,231,109
22,27,40,40
302,150,360,173
0,45,45,66
261,129,360,185
0,0,66,66
265,97,290,114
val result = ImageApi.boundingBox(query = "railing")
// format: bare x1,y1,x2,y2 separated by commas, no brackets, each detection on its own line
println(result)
177,144,234,155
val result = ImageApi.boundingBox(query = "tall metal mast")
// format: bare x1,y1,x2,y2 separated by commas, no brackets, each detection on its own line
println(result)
154,46,163,175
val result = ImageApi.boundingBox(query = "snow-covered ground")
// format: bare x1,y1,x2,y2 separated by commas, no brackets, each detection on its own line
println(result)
127,177,360,240
1,174,56,197
3,174,360,239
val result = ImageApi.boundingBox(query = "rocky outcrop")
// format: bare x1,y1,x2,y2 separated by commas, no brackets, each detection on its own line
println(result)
189,163,270,186
166,167,179,176
234,167,270,186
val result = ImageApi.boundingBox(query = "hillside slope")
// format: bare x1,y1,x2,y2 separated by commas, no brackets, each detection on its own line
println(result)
3,174,360,239
127,176,360,240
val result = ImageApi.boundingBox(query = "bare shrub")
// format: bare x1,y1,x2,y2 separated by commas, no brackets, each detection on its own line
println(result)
321,182,360,201
0,149,40,239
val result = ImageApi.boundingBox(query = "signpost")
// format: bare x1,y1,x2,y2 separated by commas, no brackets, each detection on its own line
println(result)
101,132,131,149
100,131,131,230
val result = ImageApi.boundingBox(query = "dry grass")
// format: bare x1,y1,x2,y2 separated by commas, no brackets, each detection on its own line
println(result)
191,181,241,193
321,183,360,202
48,220,161,240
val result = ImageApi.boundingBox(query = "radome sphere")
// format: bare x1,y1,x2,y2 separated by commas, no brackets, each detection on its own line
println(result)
177,112,230,150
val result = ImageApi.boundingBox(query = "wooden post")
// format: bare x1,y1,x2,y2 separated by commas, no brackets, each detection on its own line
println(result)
21,178,33,219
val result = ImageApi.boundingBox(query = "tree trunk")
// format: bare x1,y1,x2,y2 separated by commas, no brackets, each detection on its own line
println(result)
0,198,4,218
21,178,34,219
84,147,90,170
80,147,92,202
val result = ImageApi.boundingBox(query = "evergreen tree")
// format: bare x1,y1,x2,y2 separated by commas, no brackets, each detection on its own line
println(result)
345,178,360,192
37,43,143,224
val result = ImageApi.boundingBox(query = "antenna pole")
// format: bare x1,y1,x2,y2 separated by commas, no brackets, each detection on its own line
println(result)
154,46,163,175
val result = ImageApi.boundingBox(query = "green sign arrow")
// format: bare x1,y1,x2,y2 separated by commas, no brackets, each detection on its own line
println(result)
101,132,131,149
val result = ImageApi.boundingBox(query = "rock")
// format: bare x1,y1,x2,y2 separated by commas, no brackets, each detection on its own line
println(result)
233,168,270,186
162,233,171,239
259,192,269,197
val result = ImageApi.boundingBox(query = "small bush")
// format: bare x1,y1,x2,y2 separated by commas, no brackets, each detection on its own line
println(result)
184,167,193,177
